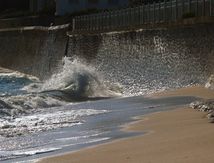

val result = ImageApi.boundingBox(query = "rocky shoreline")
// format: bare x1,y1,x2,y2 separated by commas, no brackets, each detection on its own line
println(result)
190,74,214,123
190,100,214,123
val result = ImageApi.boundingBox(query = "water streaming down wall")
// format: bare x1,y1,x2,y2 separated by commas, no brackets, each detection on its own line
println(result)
0,24,213,95
68,24,214,95
0,26,69,79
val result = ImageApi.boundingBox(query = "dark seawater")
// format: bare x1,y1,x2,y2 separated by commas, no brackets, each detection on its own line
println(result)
0,57,201,163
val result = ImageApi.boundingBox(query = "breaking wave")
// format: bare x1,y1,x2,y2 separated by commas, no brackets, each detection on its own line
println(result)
39,57,122,99
0,57,121,137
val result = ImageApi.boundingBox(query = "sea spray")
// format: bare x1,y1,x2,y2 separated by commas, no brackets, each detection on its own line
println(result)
40,57,123,98
67,30,214,96
205,74,214,90
0,57,123,138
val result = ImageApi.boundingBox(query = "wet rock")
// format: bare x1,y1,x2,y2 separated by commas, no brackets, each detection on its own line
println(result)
190,100,214,122
190,100,214,112
207,111,214,123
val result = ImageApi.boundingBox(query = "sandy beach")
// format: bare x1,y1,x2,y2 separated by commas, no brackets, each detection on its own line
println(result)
38,86,214,163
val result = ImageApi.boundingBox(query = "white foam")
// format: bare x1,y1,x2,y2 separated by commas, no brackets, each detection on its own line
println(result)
13,147,60,156
205,74,214,90
0,109,109,137
61,137,110,147
56,132,108,141
0,71,39,81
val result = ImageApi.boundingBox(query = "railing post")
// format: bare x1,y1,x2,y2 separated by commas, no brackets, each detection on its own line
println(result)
159,0,161,22
130,8,133,27
138,6,141,26
87,16,89,31
139,6,142,25
148,3,151,23
104,12,107,30
79,16,82,31
189,0,191,13
122,9,124,28
72,18,75,32
86,16,88,31
203,0,205,16
102,12,104,30
88,15,91,31
164,0,167,22
131,8,133,27
91,15,93,31
145,4,147,24
125,9,128,28
97,14,99,31
131,8,134,26
171,0,173,21
118,10,120,28
182,0,184,17
95,14,97,31
91,14,95,31
153,2,156,24
83,16,85,31
81,16,83,31
175,0,178,20
89,15,91,31
196,0,198,16
90,15,92,31
94,15,96,31
142,5,145,24
96,13,100,31
109,11,111,30
100,13,102,31
112,11,114,29
117,10,120,28
115,10,120,28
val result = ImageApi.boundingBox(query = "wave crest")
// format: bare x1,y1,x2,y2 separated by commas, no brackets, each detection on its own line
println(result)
38,57,122,100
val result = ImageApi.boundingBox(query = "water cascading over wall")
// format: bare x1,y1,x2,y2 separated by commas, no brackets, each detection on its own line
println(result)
0,24,213,95
68,24,214,95
0,27,69,79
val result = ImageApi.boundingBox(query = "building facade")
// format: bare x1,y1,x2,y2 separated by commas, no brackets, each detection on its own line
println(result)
30,0,55,13
55,0,129,16
0,0,29,13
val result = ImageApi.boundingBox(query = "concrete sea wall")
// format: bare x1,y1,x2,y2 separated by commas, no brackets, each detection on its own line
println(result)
0,26,68,79
67,24,214,94
0,23,213,88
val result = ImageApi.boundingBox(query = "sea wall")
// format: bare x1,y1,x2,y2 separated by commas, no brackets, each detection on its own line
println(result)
0,23,213,91
67,24,214,94
0,16,55,29
0,26,69,79
0,16,74,29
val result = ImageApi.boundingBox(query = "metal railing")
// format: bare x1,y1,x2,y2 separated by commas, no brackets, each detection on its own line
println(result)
72,0,214,32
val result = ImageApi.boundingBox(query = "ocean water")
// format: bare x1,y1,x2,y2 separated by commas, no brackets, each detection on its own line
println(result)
0,57,200,163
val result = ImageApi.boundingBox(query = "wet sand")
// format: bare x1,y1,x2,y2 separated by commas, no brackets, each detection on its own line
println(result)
38,86,214,163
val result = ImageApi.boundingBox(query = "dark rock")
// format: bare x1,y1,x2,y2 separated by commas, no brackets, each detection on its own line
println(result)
190,100,214,122
190,100,214,112
207,111,214,123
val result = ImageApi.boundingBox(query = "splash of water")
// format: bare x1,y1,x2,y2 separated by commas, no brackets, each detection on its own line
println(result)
68,31,212,96
40,57,123,99
0,57,123,138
